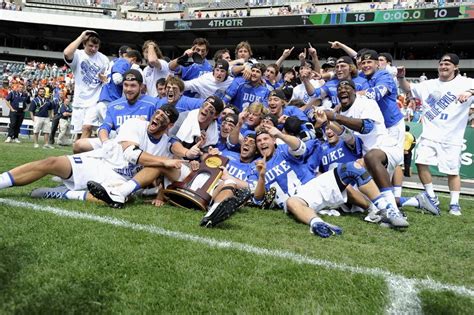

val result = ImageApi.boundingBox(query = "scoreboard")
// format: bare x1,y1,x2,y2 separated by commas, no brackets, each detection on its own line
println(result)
165,5,474,31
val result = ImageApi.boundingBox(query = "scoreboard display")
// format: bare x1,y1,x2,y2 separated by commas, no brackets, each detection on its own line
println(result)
165,5,474,31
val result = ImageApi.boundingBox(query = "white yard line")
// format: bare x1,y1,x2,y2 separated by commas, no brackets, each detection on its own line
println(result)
1,198,473,314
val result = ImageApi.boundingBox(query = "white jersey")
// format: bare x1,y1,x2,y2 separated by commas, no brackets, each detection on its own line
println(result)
291,79,323,104
143,60,170,97
341,95,397,154
66,49,109,108
411,75,474,145
184,72,233,99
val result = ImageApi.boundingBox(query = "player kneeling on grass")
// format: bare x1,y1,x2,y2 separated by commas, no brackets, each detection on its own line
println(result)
0,106,183,203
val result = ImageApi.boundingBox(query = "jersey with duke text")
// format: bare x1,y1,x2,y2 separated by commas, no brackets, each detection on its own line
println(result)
100,95,157,133
318,137,363,173
264,143,314,208
156,95,204,113
221,149,258,190
224,80,270,112
411,75,474,145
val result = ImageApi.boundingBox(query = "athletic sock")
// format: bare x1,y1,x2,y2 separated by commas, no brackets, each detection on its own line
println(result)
380,187,398,209
450,191,460,205
424,183,436,198
309,217,324,227
65,190,87,201
372,195,389,210
118,179,141,197
0,172,14,189
401,196,420,207
366,202,379,213
393,185,402,198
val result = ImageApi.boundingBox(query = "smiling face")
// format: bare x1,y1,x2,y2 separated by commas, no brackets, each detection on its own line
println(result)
360,59,377,76
438,61,457,81
337,83,356,111
265,66,277,81
250,67,263,84
240,136,257,162
220,119,236,138
147,109,171,135
256,132,275,158
267,96,284,116
123,80,141,103
325,126,338,145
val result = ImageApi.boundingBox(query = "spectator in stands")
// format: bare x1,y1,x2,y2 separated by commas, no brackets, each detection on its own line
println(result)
5,82,30,144
63,30,109,139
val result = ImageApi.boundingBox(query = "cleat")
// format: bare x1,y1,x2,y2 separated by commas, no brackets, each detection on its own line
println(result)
364,209,382,224
310,221,343,238
415,192,441,215
261,187,276,209
14,138,21,143
87,181,125,208
4,137,11,143
43,144,54,149
31,186,69,199
379,204,409,228
34,143,39,148
200,188,251,228
448,204,462,216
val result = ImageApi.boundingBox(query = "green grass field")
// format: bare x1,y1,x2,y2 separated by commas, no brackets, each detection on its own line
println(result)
0,139,473,314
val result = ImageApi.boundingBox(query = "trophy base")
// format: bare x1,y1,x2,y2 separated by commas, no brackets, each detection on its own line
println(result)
163,184,211,212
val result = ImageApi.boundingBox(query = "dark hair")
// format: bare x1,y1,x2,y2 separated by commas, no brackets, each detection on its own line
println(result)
156,78,166,87
193,38,210,51
126,50,142,64
213,48,230,62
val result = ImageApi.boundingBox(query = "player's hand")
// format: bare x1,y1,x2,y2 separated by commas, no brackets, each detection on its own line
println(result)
186,139,203,159
219,166,230,180
163,159,185,169
190,160,200,171
184,46,195,57
328,41,342,49
457,91,473,103
242,67,252,80
278,115,288,125
238,111,249,125
299,67,312,80
298,48,307,61
151,198,166,207
396,66,406,78
314,108,328,127
255,156,266,177
199,131,207,147
324,109,337,121
308,42,317,57
282,47,294,59
98,72,107,83
266,125,282,139
207,146,220,156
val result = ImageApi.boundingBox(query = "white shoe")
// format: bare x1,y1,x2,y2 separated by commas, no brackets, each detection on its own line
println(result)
4,137,11,143
34,143,39,148
14,138,21,143
43,144,54,149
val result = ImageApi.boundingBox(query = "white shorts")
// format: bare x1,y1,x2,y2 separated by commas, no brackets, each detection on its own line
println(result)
71,107,86,134
387,119,405,153
83,102,107,127
33,117,51,134
290,170,347,213
87,137,103,150
378,143,403,176
64,152,127,191
415,138,462,175
164,164,192,189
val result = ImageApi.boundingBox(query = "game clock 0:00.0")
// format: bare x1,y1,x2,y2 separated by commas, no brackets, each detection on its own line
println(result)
346,7,461,24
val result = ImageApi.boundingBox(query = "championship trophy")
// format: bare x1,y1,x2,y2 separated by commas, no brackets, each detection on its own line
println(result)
163,155,229,211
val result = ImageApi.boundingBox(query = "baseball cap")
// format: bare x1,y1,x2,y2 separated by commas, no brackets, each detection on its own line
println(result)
205,95,224,114
322,57,337,69
360,50,379,61
439,53,459,66
123,69,143,83
336,56,354,65
379,52,393,63
222,113,238,126
269,89,287,102
214,59,229,72
159,104,179,124
338,79,356,89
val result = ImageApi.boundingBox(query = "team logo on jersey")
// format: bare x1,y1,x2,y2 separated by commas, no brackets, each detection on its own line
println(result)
114,105,125,110
425,91,457,121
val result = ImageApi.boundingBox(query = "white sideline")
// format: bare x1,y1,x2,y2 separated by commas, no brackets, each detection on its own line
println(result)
1,198,473,313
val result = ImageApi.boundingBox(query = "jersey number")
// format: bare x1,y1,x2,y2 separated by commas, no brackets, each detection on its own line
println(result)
269,170,302,207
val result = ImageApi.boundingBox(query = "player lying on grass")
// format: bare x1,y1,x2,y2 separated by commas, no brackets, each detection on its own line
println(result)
0,106,184,202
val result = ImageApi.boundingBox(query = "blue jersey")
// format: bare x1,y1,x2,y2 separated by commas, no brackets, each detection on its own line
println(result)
360,70,403,128
221,149,258,189
156,96,204,113
224,79,270,112
99,95,157,133
178,59,213,81
265,79,283,91
264,143,314,208
276,106,308,129
318,137,363,173
99,58,131,102
30,97,53,118
315,76,368,107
